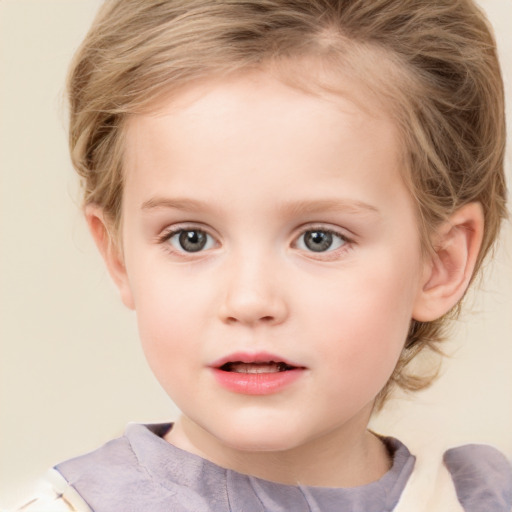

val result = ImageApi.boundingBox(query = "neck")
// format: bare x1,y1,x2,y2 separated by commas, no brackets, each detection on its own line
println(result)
165,414,391,488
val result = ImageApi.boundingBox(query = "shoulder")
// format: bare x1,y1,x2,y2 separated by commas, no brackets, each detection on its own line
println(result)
52,426,152,511
48,423,223,512
443,444,512,511
55,428,138,486
8,427,149,512
394,440,512,512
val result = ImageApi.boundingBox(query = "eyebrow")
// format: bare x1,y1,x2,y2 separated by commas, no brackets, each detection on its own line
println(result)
141,197,213,212
277,199,380,218
141,196,380,217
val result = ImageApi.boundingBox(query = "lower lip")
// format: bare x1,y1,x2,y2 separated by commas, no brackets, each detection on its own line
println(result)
211,368,304,395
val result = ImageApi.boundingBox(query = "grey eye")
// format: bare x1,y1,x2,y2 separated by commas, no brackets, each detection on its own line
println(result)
169,229,214,252
298,230,346,252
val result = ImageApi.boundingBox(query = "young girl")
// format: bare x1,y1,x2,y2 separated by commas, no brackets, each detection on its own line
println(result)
13,0,511,510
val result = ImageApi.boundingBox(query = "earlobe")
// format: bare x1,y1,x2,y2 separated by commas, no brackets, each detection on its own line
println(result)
412,202,484,322
85,205,135,310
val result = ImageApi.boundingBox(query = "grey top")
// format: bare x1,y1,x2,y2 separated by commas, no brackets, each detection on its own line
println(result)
55,423,512,512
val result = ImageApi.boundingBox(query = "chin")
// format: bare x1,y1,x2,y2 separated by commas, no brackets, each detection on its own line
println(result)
209,420,307,454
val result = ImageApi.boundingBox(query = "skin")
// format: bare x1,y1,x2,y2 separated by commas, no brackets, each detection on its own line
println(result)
88,71,484,487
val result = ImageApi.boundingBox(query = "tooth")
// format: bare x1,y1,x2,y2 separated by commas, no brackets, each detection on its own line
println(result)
229,362,283,374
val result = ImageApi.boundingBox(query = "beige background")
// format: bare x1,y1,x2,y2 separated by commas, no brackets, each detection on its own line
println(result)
1,0,511,507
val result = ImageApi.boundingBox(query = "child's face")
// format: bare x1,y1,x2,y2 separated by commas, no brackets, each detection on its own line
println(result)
116,72,428,456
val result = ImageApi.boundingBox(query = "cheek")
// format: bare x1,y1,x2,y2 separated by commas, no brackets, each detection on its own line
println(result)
306,257,419,387
312,305,408,410
127,267,209,377
311,255,418,337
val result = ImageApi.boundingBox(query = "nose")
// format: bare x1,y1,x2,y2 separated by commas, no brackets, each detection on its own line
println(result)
218,255,289,327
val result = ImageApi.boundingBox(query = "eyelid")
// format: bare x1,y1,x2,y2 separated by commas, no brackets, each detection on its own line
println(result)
157,223,220,254
158,222,216,240
293,223,354,242
295,230,347,249
292,224,354,256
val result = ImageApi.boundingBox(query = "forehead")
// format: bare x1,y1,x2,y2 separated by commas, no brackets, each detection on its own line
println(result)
123,67,402,170
122,46,412,180
121,71,414,227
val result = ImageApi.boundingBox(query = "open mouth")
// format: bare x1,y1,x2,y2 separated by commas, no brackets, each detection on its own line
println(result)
211,353,305,394
219,361,297,374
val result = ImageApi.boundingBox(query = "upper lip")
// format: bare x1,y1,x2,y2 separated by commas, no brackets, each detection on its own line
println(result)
209,351,305,369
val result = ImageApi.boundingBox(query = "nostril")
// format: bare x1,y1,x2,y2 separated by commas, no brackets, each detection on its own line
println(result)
225,315,275,324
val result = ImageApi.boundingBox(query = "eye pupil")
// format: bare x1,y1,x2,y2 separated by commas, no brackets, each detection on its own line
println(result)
304,230,333,252
179,230,207,252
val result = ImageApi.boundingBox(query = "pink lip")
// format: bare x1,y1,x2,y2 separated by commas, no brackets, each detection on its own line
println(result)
209,351,306,396
210,351,303,368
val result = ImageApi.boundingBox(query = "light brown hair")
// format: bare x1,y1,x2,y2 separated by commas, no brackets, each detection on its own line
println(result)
67,0,507,408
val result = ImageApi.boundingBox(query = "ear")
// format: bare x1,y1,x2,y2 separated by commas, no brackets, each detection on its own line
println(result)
412,202,484,322
85,205,135,310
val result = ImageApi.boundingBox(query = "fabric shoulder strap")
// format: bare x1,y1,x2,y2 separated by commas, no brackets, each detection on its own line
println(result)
393,445,464,512
12,469,92,512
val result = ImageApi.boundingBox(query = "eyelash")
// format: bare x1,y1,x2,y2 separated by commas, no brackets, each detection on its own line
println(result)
294,228,350,255
157,225,217,256
157,224,353,258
